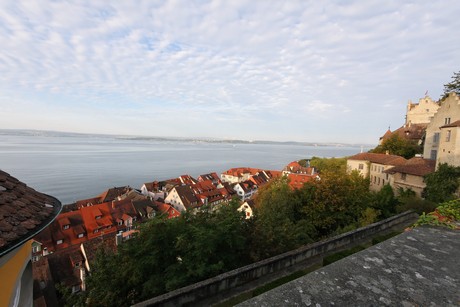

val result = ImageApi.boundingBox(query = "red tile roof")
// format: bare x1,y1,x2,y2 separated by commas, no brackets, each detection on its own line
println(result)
222,167,262,177
0,170,61,256
288,173,317,190
379,123,427,143
384,157,436,177
348,152,407,166
156,202,181,219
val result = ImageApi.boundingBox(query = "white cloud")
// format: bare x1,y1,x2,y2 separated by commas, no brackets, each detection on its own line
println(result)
0,0,460,143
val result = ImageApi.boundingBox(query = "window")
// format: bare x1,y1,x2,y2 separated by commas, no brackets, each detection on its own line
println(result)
378,178,380,184
118,221,123,226
446,130,451,142
445,117,451,125
32,256,39,262
32,245,40,253
401,173,406,181
386,174,389,180
430,150,437,160
433,133,440,143
56,239,63,245
383,179,385,185
358,163,364,170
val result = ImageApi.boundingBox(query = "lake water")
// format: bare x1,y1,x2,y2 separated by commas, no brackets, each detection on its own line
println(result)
0,133,368,204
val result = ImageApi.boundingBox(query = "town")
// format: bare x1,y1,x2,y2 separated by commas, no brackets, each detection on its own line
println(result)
1,91,460,306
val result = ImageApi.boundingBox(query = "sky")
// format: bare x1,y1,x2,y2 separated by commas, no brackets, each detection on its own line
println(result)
1,1,460,144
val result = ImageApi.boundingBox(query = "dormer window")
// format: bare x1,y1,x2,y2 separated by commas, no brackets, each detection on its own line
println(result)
118,220,123,226
56,239,63,245
94,229,99,234
95,215,102,220
77,233,84,238
63,224,70,230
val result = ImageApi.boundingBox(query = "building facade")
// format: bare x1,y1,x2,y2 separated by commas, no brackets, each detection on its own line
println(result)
423,93,460,168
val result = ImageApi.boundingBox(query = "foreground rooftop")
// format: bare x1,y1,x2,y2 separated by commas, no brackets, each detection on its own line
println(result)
239,226,460,306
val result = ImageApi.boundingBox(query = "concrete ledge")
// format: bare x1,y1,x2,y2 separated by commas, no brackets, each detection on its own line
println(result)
133,211,418,307
240,226,460,306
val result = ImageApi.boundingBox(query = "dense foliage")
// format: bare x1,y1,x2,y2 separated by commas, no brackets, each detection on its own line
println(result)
309,156,347,174
85,168,407,306
370,134,422,159
422,163,460,203
414,199,460,229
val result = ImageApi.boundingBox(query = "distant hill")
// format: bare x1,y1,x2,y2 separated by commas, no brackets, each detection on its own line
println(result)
0,129,375,148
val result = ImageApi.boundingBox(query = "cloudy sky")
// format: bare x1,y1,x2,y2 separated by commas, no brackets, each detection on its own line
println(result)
1,1,459,144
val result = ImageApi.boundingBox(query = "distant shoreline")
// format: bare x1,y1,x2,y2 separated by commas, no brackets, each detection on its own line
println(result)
0,128,375,148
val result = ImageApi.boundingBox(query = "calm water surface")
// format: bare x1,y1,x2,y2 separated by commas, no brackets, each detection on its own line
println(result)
0,134,368,204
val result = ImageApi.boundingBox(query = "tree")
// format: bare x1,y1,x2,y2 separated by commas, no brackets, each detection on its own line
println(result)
370,184,399,219
370,134,422,159
251,177,315,260
422,163,460,203
442,70,460,98
309,157,347,174
86,201,252,306
298,171,371,237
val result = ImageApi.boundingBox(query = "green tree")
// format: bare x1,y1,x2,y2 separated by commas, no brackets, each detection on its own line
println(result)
86,201,252,306
299,171,371,237
251,177,315,260
370,134,421,159
442,70,460,98
422,163,460,203
309,156,347,174
370,184,398,219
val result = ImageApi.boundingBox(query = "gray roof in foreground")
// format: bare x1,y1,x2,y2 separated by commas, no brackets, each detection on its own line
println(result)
239,226,460,307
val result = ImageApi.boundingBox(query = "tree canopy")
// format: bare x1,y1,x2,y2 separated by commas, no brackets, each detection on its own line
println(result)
442,70,460,98
370,134,421,159
422,163,460,203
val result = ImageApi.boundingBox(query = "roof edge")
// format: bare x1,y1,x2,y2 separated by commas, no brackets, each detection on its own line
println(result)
0,194,62,257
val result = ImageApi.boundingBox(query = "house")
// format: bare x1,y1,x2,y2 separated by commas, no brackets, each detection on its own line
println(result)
405,95,440,125
347,153,407,191
282,161,317,176
140,181,167,200
198,173,222,187
378,95,439,146
179,174,198,185
384,157,436,197
233,180,258,201
155,202,181,219
110,199,138,231
221,167,261,183
164,185,199,212
0,170,61,307
75,186,131,208
80,203,116,240
238,199,255,219
287,173,319,190
423,93,460,168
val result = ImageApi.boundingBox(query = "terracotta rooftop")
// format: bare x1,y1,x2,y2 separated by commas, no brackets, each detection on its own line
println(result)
0,170,61,256
384,157,436,177
347,152,407,166
380,123,427,143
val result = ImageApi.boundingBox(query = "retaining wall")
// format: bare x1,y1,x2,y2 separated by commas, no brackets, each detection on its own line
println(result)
133,211,418,307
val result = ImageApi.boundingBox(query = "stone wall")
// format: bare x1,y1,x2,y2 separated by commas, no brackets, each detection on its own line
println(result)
133,211,418,307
